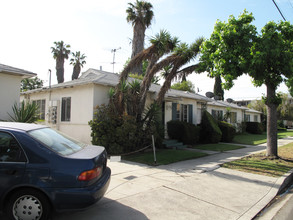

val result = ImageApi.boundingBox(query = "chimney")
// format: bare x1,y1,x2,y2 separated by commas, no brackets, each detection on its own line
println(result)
100,66,102,71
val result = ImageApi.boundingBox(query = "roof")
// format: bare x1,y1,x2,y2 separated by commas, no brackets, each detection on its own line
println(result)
207,99,262,114
0,63,37,78
0,122,47,132
22,68,211,103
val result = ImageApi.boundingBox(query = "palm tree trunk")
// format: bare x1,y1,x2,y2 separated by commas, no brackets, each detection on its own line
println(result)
56,57,64,83
131,22,146,75
137,54,158,122
266,82,278,157
72,65,81,80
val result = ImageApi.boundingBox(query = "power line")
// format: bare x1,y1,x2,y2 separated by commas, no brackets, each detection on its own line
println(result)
288,0,293,12
272,0,287,21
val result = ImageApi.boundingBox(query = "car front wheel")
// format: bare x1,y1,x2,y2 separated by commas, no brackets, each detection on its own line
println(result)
6,189,51,220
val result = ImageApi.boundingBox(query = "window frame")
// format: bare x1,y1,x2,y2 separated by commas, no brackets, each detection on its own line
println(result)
32,99,46,120
0,131,27,163
61,97,71,122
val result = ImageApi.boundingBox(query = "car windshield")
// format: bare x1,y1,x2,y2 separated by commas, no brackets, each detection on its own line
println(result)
28,128,86,156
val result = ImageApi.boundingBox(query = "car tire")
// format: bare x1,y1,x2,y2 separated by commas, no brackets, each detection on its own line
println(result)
5,189,51,220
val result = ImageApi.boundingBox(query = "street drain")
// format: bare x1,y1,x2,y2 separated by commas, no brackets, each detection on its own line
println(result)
124,175,137,180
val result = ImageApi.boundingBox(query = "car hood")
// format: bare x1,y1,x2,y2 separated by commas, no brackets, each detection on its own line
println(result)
65,145,105,159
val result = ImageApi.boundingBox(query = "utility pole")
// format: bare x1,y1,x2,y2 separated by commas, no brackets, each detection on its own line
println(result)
111,47,121,73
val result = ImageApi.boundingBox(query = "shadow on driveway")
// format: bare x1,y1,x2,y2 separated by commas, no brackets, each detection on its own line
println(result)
52,197,148,220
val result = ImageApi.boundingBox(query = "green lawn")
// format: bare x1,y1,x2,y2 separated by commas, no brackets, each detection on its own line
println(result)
122,149,207,166
222,142,293,177
191,143,245,152
233,130,293,145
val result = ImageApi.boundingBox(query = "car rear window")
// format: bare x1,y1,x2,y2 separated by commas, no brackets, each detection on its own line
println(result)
28,128,86,156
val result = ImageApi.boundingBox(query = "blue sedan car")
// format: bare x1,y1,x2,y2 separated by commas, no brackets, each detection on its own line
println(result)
0,122,111,220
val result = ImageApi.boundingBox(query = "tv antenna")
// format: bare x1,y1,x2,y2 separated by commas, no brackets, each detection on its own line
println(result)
111,47,121,73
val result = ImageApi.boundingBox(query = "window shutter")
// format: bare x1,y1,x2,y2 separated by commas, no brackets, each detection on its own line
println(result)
172,103,177,120
188,104,193,123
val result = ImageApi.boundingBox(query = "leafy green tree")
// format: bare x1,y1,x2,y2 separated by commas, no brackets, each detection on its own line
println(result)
126,0,154,75
51,41,71,83
171,80,195,93
247,99,267,116
277,93,293,121
70,51,86,80
21,77,43,92
200,10,293,157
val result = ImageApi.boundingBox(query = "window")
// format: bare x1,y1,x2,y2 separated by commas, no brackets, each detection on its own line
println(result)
230,112,237,123
33,99,46,120
181,105,188,122
29,128,86,156
254,115,258,122
212,110,223,120
61,97,71,122
172,103,193,123
0,132,26,162
245,114,250,122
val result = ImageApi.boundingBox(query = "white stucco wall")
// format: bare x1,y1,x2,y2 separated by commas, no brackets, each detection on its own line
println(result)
21,84,97,144
164,98,198,125
0,73,22,121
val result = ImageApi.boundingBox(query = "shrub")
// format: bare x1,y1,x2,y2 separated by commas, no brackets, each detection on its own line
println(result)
8,101,39,123
218,121,236,142
200,110,222,143
246,122,263,134
89,104,156,155
182,123,200,144
167,120,200,144
167,120,185,140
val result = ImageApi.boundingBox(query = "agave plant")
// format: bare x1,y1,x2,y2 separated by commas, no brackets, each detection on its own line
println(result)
8,101,39,123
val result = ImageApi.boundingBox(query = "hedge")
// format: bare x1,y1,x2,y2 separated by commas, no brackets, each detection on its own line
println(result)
167,120,200,144
200,110,222,143
218,121,236,142
245,122,263,134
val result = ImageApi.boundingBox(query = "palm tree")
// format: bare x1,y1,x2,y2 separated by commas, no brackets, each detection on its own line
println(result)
156,38,204,104
126,0,154,75
70,51,86,80
51,41,71,83
114,30,178,116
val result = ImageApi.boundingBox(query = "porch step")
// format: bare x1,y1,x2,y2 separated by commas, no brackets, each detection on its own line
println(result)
163,139,187,149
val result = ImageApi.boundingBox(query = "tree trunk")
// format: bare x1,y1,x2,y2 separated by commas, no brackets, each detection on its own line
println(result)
72,65,81,80
131,22,145,75
56,57,64,83
137,54,158,122
214,75,224,100
266,83,278,157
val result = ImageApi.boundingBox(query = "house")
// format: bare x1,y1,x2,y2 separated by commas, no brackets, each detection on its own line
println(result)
0,63,36,121
21,68,262,144
207,100,261,123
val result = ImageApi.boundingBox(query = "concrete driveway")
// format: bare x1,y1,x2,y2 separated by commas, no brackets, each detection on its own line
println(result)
53,138,293,220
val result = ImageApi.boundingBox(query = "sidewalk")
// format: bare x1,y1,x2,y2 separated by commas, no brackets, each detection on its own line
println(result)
54,138,293,220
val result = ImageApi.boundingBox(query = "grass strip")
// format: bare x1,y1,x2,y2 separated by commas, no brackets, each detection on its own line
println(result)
222,143,293,177
233,130,293,145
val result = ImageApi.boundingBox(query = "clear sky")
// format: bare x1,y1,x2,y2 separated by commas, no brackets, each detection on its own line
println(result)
1,0,292,100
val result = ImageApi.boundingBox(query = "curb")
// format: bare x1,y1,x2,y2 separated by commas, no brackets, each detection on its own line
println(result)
252,168,293,219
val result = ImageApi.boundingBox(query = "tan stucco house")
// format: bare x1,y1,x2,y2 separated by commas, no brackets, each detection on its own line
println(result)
0,64,36,121
21,68,262,144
